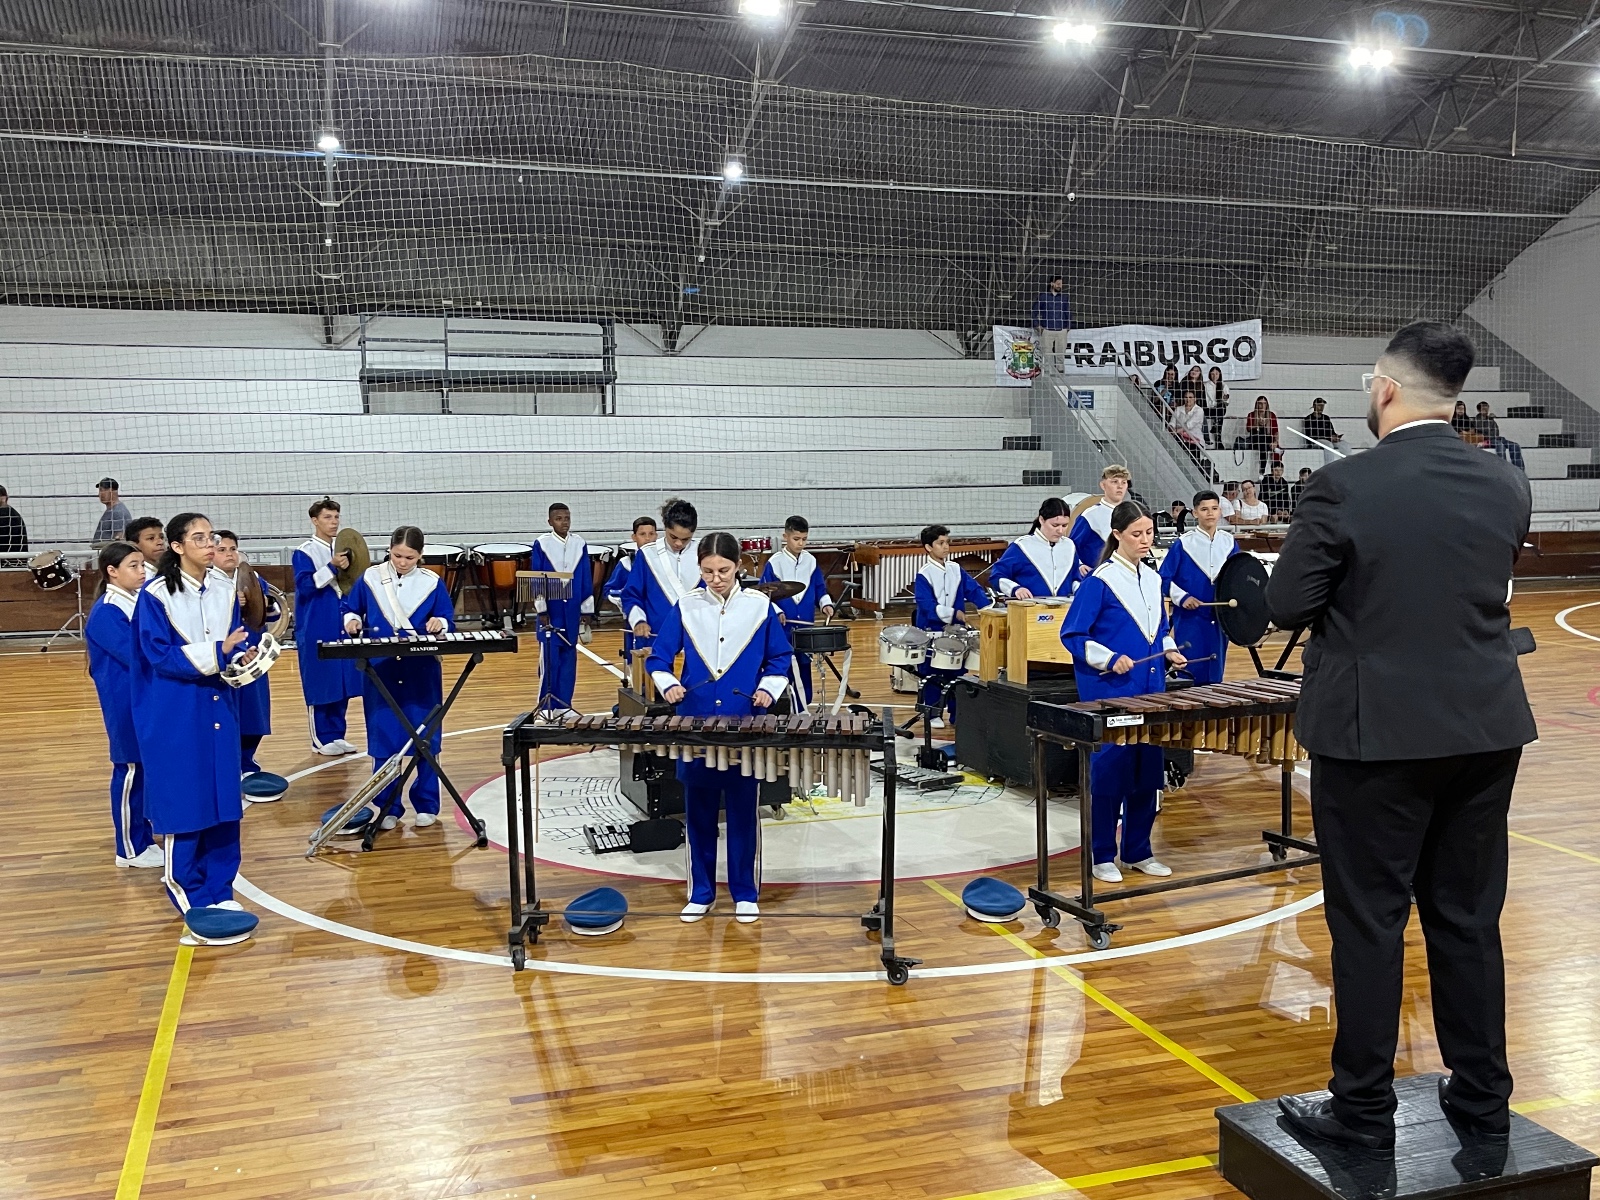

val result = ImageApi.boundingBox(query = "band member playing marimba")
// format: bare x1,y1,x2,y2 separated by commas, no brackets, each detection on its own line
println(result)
991,497,1078,600
341,526,456,831
212,531,275,782
295,497,361,755
648,532,793,925
86,542,161,869
758,515,835,704
1061,501,1187,884
624,497,702,676
530,502,594,714
603,516,658,668
1158,490,1239,686
913,524,987,729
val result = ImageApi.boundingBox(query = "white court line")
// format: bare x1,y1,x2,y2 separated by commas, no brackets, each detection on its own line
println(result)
1554,600,1600,645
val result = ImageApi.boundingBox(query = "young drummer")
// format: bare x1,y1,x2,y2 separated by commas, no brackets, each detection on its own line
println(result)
131,513,259,945
341,526,456,831
913,524,988,728
86,542,161,869
990,497,1078,600
623,497,702,652
1158,490,1239,686
603,516,658,668
211,531,277,788
648,532,792,925
124,516,165,582
1061,501,1187,884
1068,465,1131,579
529,502,594,713
758,515,836,704
294,497,361,755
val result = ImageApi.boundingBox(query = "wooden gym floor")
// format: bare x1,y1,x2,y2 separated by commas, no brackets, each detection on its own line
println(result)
5,587,1600,1200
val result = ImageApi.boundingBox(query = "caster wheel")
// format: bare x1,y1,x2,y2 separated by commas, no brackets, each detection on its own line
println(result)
1087,926,1112,951
511,945,526,970
1037,906,1061,929
886,963,910,986
1269,844,1288,862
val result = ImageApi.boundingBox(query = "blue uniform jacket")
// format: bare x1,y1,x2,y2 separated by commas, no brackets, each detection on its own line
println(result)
912,560,988,633
647,586,792,720
87,586,140,763
602,553,632,610
1068,501,1115,579
1158,529,1239,685
1060,556,1177,701
341,565,456,759
990,533,1078,600
293,537,361,705
223,568,272,737
529,533,595,635
758,549,834,624
622,537,703,634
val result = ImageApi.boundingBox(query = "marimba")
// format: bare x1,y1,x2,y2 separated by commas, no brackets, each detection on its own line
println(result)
1026,677,1319,949
500,707,920,984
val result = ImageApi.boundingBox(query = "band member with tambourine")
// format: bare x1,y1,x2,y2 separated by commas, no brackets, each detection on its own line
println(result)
647,532,792,925
212,531,276,788
340,526,456,832
1060,501,1187,886
758,514,836,704
1158,490,1239,686
86,541,161,869
990,497,1078,601
529,502,594,713
130,513,260,946
295,497,362,755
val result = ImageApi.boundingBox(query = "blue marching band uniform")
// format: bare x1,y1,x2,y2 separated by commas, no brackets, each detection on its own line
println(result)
1068,499,1115,578
648,586,792,907
602,547,638,664
294,534,361,752
912,558,988,717
1157,527,1239,686
758,546,834,703
989,531,1078,600
341,562,456,822
530,531,594,711
219,565,273,774
623,535,702,680
87,583,156,865
1060,554,1177,869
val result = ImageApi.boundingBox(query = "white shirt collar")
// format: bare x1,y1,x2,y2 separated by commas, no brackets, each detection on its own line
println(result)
1388,418,1452,435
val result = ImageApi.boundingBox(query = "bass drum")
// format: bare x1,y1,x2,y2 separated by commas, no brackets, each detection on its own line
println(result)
1214,552,1275,646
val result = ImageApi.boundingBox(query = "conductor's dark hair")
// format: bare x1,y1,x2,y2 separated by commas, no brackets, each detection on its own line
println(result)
95,541,140,599
125,516,163,543
549,503,569,515
1192,490,1220,508
784,515,810,534
391,525,425,553
1028,496,1072,534
697,531,741,563
631,515,657,533
920,524,950,547
1099,501,1150,565
214,530,239,546
661,496,698,532
309,496,340,519
155,512,208,592
1383,321,1475,397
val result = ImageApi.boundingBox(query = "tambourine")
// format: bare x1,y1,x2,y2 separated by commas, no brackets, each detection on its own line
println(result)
222,631,282,688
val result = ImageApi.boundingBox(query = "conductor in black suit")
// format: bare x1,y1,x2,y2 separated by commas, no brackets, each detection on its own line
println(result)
1268,321,1536,1151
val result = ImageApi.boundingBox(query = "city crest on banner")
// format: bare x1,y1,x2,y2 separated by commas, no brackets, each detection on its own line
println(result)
992,325,1040,386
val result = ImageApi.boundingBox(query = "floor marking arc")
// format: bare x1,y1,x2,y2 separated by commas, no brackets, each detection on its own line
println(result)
1553,600,1600,644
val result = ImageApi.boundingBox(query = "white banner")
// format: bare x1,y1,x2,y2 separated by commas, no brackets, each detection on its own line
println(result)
994,319,1263,388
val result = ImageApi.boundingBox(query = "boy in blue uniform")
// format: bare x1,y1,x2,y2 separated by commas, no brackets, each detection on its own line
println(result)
603,516,657,668
1068,464,1130,579
758,515,835,704
529,503,594,714
912,524,988,728
294,497,361,754
624,498,702,691
1157,490,1238,686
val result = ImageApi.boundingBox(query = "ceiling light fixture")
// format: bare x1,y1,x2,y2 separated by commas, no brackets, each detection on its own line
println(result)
316,133,341,152
1052,22,1098,45
722,159,745,183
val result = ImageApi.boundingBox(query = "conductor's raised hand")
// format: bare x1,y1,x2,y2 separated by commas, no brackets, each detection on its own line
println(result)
1110,654,1135,675
752,689,775,709
663,684,686,704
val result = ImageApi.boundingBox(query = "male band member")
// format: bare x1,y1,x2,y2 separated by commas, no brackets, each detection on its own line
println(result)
758,515,835,704
529,503,594,713
294,498,361,755
623,497,702,647
212,531,277,792
603,516,658,668
124,516,165,582
1158,490,1238,686
1068,465,1130,578
1269,322,1536,1150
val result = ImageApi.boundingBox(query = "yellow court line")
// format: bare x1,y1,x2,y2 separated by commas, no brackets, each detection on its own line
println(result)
115,943,194,1200
1510,830,1600,867
1513,1088,1600,1115
924,880,1256,1103
939,1154,1220,1200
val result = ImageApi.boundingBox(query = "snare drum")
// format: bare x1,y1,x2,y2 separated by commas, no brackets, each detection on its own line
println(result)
472,543,532,591
878,624,929,667
790,623,849,655
29,550,74,591
942,625,981,671
928,634,970,672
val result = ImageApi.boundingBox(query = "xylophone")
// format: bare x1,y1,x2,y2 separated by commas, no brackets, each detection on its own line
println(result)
1025,676,1318,950
499,706,920,984
318,630,519,658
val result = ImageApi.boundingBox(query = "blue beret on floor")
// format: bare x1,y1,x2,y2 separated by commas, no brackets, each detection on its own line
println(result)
962,876,1026,922
319,803,376,834
564,887,627,936
242,771,290,799
183,905,259,945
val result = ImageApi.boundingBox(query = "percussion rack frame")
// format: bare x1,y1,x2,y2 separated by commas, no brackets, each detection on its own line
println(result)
1026,696,1319,951
499,707,921,984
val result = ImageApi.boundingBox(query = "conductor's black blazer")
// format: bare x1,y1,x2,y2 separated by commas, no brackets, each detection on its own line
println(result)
1266,420,1537,761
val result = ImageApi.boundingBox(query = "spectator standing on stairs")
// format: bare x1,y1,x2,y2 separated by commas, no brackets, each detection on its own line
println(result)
1031,276,1071,373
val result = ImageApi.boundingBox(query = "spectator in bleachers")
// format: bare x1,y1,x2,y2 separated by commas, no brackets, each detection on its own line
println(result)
93,478,132,547
1290,467,1313,513
1241,396,1281,474
1451,399,1473,434
1206,367,1229,448
1232,480,1270,527
1031,276,1071,371
1157,500,1189,536
1153,365,1180,414
1181,366,1206,400
1259,463,1292,521
1168,390,1206,445
0,487,27,553
1219,480,1241,524
1302,397,1342,447
1473,401,1501,441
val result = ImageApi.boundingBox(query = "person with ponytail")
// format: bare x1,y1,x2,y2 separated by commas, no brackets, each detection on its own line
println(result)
647,531,793,924
130,512,259,946
1158,490,1239,686
212,531,278,792
86,542,161,869
1060,501,1187,884
622,496,702,666
990,497,1078,601
339,526,456,831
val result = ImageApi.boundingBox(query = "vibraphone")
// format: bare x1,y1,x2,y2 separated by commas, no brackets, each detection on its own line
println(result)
500,707,921,983
309,630,518,853
1026,677,1319,949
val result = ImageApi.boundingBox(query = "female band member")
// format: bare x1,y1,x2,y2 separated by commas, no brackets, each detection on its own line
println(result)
1158,490,1238,686
212,531,275,787
647,532,793,924
1060,501,1187,884
87,542,161,869
131,513,259,945
341,526,455,830
990,497,1078,601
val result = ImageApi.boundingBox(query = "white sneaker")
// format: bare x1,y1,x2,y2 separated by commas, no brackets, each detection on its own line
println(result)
380,815,399,831
1126,857,1172,877
414,812,438,828
215,900,244,911
329,740,360,756
1091,861,1123,884
680,901,712,923
735,901,760,924
313,742,347,757
930,717,946,730
116,844,166,869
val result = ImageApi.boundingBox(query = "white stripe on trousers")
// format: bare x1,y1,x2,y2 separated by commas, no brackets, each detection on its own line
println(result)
307,704,329,752
163,837,190,913
117,763,137,859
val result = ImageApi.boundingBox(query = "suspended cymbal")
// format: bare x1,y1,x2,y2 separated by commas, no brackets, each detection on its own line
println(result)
751,579,805,602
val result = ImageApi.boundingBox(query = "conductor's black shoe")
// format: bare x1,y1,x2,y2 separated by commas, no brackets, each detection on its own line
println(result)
1277,1095,1396,1152
1438,1077,1511,1144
